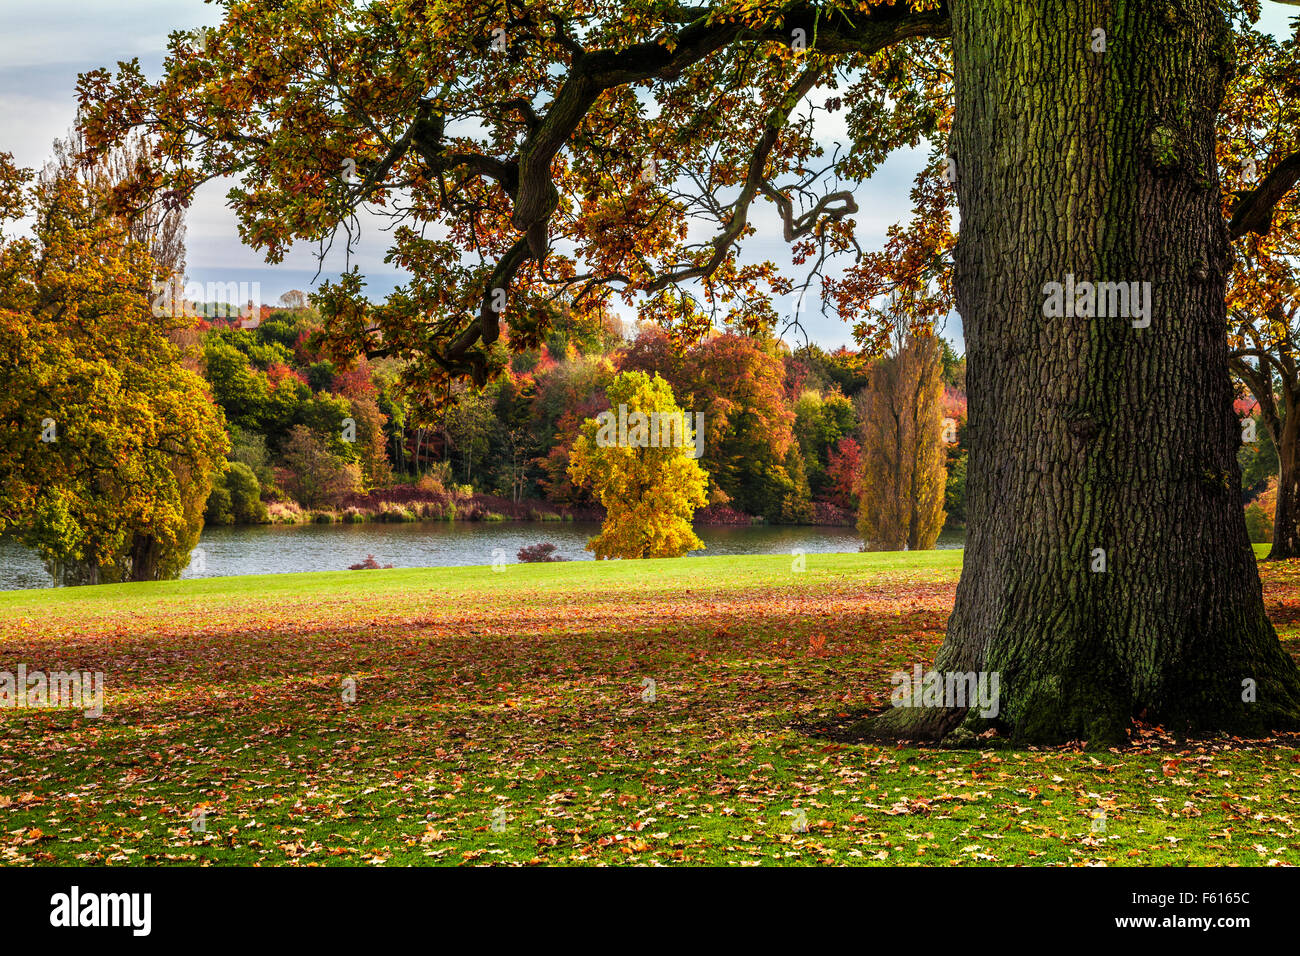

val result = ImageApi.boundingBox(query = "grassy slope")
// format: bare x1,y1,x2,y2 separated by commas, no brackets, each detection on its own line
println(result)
0,547,1297,866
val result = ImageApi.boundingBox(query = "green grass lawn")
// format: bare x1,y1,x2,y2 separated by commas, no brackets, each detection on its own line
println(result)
1,548,1298,866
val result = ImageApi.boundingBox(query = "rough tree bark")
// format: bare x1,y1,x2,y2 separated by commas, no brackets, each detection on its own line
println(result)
127,533,162,583
861,0,1300,746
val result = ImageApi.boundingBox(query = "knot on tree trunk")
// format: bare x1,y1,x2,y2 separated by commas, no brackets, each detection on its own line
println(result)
1065,412,1101,442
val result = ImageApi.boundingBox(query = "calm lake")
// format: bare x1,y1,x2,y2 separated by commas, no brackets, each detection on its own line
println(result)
0,522,965,590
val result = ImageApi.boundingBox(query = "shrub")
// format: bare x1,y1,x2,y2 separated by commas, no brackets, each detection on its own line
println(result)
266,500,305,524
378,501,417,522
206,461,269,525
225,461,269,523
349,554,394,570
205,482,234,525
424,460,454,490
517,542,568,563
416,472,446,496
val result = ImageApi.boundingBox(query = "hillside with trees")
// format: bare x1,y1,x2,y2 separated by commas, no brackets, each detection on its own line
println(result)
183,293,971,535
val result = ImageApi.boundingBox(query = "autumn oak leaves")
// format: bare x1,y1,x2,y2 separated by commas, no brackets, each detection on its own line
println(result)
74,0,953,394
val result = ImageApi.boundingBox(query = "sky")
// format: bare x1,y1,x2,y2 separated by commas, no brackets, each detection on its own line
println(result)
2,1,1297,353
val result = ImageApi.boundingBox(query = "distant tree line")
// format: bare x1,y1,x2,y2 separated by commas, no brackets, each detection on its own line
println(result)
193,301,971,536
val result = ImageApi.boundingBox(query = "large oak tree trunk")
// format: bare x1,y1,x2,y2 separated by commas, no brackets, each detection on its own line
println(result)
863,0,1300,746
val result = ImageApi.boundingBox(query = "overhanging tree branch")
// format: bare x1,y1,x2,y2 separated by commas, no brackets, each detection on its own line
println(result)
427,1,951,378
1229,150,1300,238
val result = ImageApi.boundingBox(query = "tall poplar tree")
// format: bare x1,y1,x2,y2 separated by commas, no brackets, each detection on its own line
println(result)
857,329,947,551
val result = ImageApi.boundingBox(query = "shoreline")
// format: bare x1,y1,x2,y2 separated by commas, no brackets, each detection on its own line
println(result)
234,484,862,529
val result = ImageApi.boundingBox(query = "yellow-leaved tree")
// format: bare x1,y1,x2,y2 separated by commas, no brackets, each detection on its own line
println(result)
568,371,708,559
0,153,228,585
